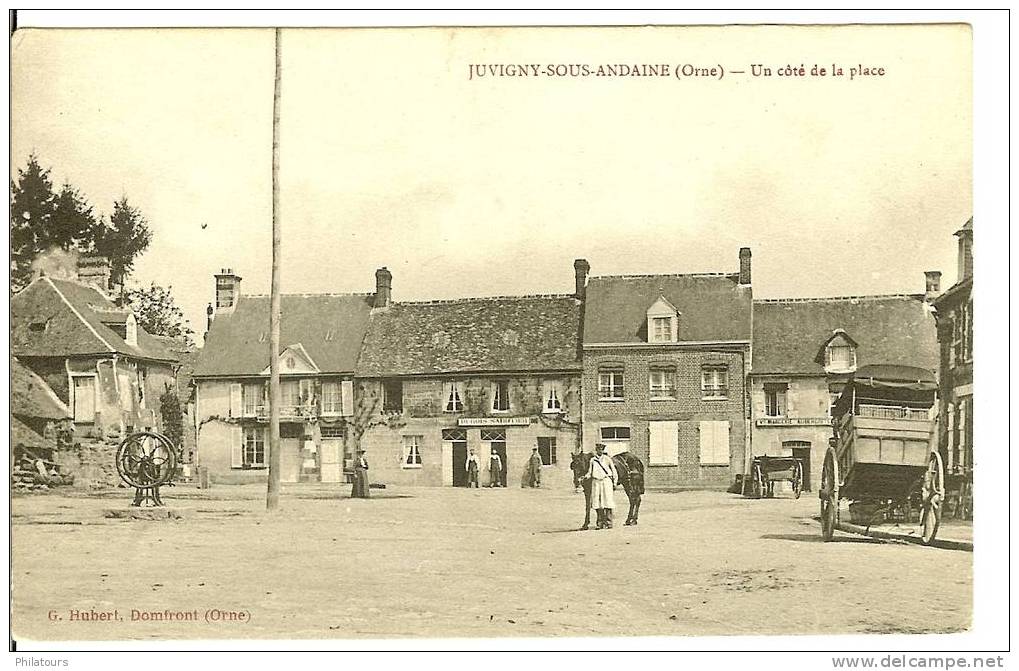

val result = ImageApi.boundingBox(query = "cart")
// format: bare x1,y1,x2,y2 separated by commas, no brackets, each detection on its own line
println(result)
748,455,804,499
820,364,944,544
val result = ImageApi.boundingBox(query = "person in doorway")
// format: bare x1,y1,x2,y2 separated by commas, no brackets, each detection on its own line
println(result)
466,448,480,488
585,443,618,529
526,447,543,488
488,449,503,488
351,449,370,498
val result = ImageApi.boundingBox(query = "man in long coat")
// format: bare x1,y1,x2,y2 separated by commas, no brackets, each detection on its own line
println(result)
585,443,618,529
526,447,543,488
351,450,370,498
488,449,503,487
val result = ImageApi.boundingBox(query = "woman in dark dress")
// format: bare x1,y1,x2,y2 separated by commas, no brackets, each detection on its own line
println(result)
351,450,370,498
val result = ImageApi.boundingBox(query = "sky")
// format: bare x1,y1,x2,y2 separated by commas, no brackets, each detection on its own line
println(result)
10,25,972,339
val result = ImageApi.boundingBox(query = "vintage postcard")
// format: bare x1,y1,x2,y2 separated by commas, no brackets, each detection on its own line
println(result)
8,13,998,657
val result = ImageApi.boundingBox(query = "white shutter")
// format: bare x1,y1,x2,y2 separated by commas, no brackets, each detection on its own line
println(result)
699,421,712,464
231,426,243,468
340,380,354,417
649,422,664,464
663,421,679,464
714,421,730,466
699,421,730,465
229,383,242,417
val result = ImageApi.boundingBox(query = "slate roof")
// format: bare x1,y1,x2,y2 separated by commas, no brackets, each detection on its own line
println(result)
193,293,375,377
583,274,752,344
752,295,938,376
11,277,177,363
356,295,582,377
11,357,71,420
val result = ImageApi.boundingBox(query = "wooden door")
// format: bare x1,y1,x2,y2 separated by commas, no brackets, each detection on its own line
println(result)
320,439,343,483
72,376,96,423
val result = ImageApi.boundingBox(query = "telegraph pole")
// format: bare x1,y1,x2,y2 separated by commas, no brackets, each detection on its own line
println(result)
267,27,282,511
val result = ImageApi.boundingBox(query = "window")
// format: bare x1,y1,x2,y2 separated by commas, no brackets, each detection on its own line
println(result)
537,437,557,466
701,366,728,399
281,380,300,408
649,366,677,399
598,368,624,400
72,376,96,423
491,380,510,413
764,383,787,417
243,427,267,467
299,379,315,407
650,317,673,342
649,421,679,465
824,339,857,374
480,428,507,442
698,421,730,465
542,380,563,414
443,381,464,412
953,303,973,365
600,426,631,455
321,382,342,415
242,383,265,416
442,428,467,442
382,379,403,413
320,425,345,439
403,435,423,468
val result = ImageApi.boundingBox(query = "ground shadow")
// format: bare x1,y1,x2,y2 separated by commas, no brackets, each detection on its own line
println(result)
761,533,888,544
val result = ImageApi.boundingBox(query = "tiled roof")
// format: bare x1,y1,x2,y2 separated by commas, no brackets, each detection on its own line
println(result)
356,295,581,376
11,277,177,363
752,295,938,375
583,274,752,344
193,293,374,377
11,357,71,420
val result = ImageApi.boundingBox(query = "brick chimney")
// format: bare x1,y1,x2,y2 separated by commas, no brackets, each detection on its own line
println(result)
574,259,590,302
77,255,112,292
214,268,242,313
955,218,973,282
738,247,752,285
374,267,393,308
924,270,942,301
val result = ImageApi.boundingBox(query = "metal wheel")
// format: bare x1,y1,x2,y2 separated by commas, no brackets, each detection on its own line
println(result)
820,447,840,541
116,432,178,489
792,461,803,499
920,451,945,545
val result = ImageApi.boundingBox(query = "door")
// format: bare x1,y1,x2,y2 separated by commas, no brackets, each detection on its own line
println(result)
791,446,812,492
72,376,96,423
451,441,468,486
493,442,508,486
442,442,453,486
320,439,343,483
280,424,304,483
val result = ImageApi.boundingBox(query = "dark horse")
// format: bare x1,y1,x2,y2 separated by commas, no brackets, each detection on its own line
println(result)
569,451,645,529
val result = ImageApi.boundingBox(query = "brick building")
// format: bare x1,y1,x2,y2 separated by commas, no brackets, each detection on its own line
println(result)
191,269,373,484
579,250,753,490
933,218,973,515
750,288,940,492
354,268,582,489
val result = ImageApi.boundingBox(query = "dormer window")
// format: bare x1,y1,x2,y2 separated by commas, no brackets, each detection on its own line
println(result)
646,295,679,343
819,330,858,374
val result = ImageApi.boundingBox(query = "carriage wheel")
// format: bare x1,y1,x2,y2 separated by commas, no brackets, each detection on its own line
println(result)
820,447,840,541
116,432,178,490
792,461,803,499
920,451,945,545
752,463,765,498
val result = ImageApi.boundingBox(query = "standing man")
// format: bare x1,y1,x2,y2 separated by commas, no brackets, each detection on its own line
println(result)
466,448,480,488
585,443,618,529
488,449,503,488
526,447,543,488
351,449,370,498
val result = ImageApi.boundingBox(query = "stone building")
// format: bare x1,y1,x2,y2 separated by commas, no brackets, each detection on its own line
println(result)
191,269,374,484
579,250,753,490
933,218,973,515
750,285,940,492
354,268,583,489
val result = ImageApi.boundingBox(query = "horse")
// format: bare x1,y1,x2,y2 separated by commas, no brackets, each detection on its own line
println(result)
569,450,645,529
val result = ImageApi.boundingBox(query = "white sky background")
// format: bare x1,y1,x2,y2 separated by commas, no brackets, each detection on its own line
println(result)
11,25,971,337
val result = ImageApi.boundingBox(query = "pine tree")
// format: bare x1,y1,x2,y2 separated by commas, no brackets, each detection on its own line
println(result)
91,197,153,289
10,155,57,290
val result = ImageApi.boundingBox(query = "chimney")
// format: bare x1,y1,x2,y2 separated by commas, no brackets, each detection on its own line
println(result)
574,259,590,302
374,267,393,308
924,270,942,301
205,303,214,341
955,218,973,282
77,255,112,292
214,268,242,313
738,247,752,285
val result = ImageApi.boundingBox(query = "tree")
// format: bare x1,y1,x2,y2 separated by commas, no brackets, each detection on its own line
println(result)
51,183,97,250
91,197,152,289
159,388,184,452
10,155,57,289
125,283,195,347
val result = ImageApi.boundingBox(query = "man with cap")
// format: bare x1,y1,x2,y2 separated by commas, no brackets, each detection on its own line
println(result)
585,443,618,529
526,447,543,488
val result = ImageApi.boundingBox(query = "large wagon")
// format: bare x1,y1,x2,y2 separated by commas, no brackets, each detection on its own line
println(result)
748,455,804,499
820,364,944,544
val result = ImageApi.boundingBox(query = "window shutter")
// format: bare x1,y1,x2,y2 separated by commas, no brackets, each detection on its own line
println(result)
699,421,713,464
340,380,354,417
649,422,664,464
663,421,679,464
231,426,243,468
229,383,242,417
714,421,730,465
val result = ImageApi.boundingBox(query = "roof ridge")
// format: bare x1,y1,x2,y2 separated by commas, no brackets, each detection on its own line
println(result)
590,272,735,280
394,293,575,306
755,293,925,304
44,276,117,353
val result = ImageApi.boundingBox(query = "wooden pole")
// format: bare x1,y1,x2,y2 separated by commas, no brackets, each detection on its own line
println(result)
267,27,282,511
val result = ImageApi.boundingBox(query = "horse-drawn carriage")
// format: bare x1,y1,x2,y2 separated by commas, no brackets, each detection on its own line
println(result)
820,364,944,544
748,455,804,499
